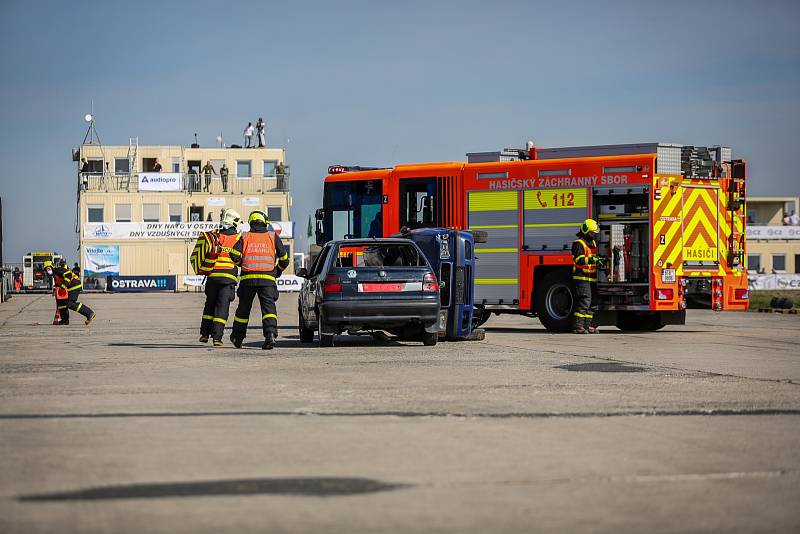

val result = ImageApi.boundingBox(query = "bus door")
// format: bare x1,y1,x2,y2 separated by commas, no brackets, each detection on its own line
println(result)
467,190,520,305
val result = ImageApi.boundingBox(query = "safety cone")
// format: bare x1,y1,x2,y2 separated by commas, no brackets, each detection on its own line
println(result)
53,309,61,325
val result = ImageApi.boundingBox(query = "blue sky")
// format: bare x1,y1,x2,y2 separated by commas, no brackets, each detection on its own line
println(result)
1,0,799,263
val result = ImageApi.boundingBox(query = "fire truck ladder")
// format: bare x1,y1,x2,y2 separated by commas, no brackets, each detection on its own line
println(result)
121,137,138,191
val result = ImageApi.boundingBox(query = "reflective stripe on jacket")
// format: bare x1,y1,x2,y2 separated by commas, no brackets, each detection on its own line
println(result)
572,237,598,282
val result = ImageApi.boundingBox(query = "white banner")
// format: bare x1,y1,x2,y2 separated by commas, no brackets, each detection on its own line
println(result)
84,222,219,240
748,274,800,290
242,197,261,206
747,226,800,240
208,197,226,207
84,221,294,240
139,173,181,191
276,274,303,292
183,275,206,286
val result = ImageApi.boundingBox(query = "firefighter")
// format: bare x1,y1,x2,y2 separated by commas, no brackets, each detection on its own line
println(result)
230,210,289,350
572,219,602,334
199,208,244,347
52,260,96,325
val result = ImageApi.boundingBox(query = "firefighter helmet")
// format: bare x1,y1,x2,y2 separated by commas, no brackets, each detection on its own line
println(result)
43,260,53,268
248,210,268,225
221,209,242,228
581,219,599,235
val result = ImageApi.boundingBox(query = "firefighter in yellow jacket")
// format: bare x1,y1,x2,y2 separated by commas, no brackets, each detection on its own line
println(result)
197,209,243,347
230,210,289,350
571,219,602,334
50,260,96,325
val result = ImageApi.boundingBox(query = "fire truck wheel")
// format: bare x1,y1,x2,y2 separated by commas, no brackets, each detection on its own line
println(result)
616,312,665,332
534,270,575,332
472,306,491,328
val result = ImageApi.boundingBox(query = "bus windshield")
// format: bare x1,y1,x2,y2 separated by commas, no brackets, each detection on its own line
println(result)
322,179,383,241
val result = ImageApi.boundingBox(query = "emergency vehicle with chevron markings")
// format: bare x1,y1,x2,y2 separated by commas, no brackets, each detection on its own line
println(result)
315,143,748,331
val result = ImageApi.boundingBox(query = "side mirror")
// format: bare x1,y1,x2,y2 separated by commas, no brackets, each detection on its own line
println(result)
315,227,325,247
472,230,488,244
315,208,325,221
296,268,308,278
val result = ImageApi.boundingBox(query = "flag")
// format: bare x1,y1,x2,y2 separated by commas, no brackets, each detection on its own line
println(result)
307,215,313,238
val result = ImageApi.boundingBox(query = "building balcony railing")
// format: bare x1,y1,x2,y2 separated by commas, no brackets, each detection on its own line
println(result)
79,172,290,194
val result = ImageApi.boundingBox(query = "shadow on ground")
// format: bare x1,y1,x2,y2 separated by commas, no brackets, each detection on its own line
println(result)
17,477,409,501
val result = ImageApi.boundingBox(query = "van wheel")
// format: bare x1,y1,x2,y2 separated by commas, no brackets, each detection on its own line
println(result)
298,309,314,343
616,312,665,332
472,305,491,328
422,331,438,346
534,270,575,332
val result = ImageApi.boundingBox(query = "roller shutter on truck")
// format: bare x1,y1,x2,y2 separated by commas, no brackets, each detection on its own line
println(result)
467,191,519,304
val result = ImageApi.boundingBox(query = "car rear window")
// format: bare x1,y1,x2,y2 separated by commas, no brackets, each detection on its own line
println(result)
334,244,425,268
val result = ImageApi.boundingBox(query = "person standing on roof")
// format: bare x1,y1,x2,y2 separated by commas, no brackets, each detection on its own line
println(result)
243,122,254,148
229,210,289,350
198,209,243,347
572,219,602,334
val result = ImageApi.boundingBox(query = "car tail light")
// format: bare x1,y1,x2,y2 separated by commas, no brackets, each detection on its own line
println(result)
735,288,749,300
322,274,342,294
656,288,673,300
423,272,439,293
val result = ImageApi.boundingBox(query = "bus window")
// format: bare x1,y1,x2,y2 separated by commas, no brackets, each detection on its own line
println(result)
323,180,383,241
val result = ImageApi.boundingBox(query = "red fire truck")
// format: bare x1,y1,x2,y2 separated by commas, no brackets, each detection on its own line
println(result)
315,143,748,331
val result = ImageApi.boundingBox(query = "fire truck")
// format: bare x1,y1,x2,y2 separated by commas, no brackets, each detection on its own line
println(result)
315,143,748,331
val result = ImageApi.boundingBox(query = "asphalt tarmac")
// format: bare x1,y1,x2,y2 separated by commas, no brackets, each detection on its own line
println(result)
1,292,798,533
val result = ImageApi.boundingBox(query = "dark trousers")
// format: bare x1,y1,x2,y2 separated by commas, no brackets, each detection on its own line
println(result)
231,284,279,341
221,174,228,191
200,282,236,340
57,294,94,324
574,280,598,329
204,174,211,191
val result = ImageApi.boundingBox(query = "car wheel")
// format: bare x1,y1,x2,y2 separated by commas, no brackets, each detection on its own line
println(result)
317,312,335,347
298,307,314,343
421,331,438,346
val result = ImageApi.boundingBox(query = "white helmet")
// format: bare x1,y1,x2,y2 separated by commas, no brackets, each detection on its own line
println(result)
220,208,242,229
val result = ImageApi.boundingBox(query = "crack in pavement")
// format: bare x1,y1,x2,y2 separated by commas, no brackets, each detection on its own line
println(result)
1,408,799,420
0,295,45,328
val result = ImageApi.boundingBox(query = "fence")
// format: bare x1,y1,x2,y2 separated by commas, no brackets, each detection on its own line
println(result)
80,172,289,195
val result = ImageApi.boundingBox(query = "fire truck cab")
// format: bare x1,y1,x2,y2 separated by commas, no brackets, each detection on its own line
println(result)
316,143,748,332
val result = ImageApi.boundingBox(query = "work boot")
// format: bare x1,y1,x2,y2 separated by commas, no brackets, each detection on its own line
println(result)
262,333,275,350
230,334,243,349
59,320,70,326
573,325,588,334
213,339,224,347
587,325,599,334
85,312,96,326
199,335,209,343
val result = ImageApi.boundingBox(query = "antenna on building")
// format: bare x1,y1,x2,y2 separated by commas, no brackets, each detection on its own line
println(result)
82,101,102,145
216,132,224,148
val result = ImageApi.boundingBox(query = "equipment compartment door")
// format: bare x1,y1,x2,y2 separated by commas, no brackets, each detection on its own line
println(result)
681,185,720,269
467,190,519,305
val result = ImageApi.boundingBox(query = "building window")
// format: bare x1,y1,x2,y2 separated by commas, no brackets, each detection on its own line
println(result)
237,160,251,178
143,158,158,171
87,204,104,223
747,254,761,272
772,254,786,272
172,157,181,173
267,206,282,221
85,158,104,174
114,158,130,175
263,160,278,177
143,203,160,222
115,203,132,223
169,203,182,223
210,159,225,178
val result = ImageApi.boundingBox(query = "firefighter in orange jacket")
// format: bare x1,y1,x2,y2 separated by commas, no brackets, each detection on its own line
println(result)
51,260,96,325
230,210,289,350
199,209,244,347
572,219,602,334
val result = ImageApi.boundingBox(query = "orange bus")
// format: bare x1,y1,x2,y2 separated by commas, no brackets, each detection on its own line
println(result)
315,143,748,331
